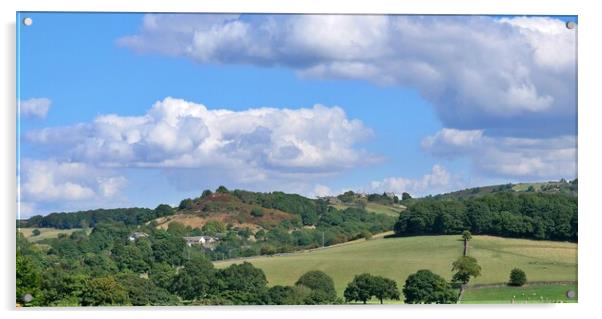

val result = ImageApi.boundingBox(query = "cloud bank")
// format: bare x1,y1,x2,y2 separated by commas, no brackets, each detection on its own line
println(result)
119,14,576,138
26,97,374,175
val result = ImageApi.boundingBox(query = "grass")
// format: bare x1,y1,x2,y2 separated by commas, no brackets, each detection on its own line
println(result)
18,227,84,242
461,283,577,304
215,235,577,299
329,202,403,217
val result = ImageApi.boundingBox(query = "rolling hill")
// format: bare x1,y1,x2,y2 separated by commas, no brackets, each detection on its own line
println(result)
215,234,577,298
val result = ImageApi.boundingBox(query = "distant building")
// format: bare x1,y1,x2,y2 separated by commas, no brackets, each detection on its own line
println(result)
183,235,218,248
128,232,149,241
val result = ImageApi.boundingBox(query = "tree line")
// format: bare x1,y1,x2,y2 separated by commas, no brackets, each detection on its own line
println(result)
394,192,577,242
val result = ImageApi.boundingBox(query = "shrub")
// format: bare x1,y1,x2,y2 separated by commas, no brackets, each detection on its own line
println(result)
251,207,264,217
508,268,527,286
32,229,41,236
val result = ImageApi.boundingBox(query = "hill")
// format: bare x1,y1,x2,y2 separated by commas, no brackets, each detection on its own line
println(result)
435,179,577,200
155,192,298,231
215,234,577,298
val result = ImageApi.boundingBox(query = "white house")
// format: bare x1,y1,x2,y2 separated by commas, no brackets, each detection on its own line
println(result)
128,232,149,242
183,236,218,248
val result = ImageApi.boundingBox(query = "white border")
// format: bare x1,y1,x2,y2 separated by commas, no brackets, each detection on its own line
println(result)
2,1,600,319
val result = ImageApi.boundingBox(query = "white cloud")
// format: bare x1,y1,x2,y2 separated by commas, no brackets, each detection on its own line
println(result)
20,158,127,204
20,98,52,119
313,184,333,198
422,128,576,179
119,15,576,138
26,97,374,179
367,165,454,197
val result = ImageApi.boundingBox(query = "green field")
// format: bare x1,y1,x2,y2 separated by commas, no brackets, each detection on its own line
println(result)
330,202,403,217
18,227,84,242
461,283,577,304
215,235,577,299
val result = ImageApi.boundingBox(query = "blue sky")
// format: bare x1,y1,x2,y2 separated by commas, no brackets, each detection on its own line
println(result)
16,13,577,217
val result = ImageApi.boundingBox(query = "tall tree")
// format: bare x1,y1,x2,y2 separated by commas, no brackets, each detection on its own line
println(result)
461,230,472,256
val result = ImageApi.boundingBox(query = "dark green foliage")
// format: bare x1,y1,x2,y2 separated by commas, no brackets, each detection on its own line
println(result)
394,192,577,241
80,276,129,306
16,252,42,305
251,207,264,217
22,207,174,229
149,262,176,290
216,185,229,193
403,270,458,304
40,265,85,306
402,192,412,201
266,285,307,305
216,262,267,294
509,268,527,286
170,256,216,300
32,229,41,236
337,191,356,203
178,198,194,210
295,270,337,304
451,256,481,284
344,273,400,304
151,230,186,266
116,274,178,306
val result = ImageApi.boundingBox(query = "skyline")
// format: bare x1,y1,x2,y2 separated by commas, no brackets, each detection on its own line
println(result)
17,13,577,217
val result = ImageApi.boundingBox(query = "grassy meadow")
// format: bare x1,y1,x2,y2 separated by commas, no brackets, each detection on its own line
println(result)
18,227,84,242
461,283,577,304
215,235,577,298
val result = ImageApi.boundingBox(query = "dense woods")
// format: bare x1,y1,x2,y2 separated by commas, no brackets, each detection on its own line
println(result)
394,192,577,241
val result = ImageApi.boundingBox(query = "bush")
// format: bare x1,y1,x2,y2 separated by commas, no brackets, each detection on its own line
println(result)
32,229,41,236
251,207,264,217
508,268,527,286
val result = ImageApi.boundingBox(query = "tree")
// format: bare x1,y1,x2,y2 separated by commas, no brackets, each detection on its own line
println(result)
372,276,400,304
344,274,373,304
16,252,41,305
251,207,264,217
80,276,129,306
170,256,216,300
216,185,229,193
344,273,399,304
295,270,337,304
201,189,213,198
217,262,267,294
402,192,412,201
31,229,41,236
461,230,472,256
149,262,176,290
508,268,527,286
403,270,458,304
178,198,194,210
451,256,481,285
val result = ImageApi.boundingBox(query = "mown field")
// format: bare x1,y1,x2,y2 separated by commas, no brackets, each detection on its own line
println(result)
18,227,84,242
330,202,404,217
461,283,577,304
215,235,577,300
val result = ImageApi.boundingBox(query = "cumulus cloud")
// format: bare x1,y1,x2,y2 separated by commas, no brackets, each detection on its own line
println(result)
19,159,127,214
119,15,576,138
367,165,454,197
422,128,576,179
26,97,374,178
20,98,52,119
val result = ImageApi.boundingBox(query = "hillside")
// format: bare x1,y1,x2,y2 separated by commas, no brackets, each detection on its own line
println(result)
435,179,577,200
215,235,577,298
154,192,298,231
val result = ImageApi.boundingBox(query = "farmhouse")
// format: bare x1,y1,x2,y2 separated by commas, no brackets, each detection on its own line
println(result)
128,232,149,241
183,235,218,248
